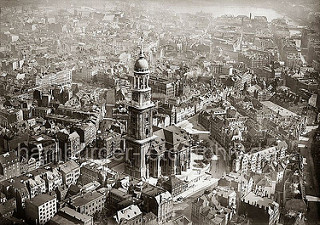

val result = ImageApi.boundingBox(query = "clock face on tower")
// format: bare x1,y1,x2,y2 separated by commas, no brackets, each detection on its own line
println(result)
143,92,151,102
132,92,139,102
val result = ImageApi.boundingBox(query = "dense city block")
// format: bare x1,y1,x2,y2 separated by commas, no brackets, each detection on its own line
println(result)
0,0,319,225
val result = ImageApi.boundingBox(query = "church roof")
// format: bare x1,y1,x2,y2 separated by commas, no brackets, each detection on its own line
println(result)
163,175,186,188
153,126,188,148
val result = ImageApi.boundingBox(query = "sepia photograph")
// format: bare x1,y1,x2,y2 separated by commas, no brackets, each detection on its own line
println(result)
0,0,319,224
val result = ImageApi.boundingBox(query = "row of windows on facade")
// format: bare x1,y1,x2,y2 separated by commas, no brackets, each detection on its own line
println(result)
40,200,56,209
85,200,103,209
40,209,55,216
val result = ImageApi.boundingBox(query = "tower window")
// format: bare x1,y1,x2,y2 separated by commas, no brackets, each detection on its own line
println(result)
140,79,144,89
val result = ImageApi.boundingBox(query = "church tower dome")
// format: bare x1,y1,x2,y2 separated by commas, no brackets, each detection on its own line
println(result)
134,50,149,73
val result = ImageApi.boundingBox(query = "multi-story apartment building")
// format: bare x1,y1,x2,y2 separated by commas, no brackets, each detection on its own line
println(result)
0,108,23,128
49,207,93,225
59,160,80,186
57,130,81,161
36,69,72,88
80,164,102,186
26,175,47,199
0,151,20,181
240,194,280,225
71,122,97,146
191,191,234,225
210,109,248,148
232,141,287,174
107,188,133,208
149,75,176,98
260,101,305,139
141,185,173,224
238,50,270,68
43,168,63,192
161,175,188,197
23,135,59,167
25,194,57,225
174,104,196,124
32,107,52,118
214,186,237,210
70,191,105,216
218,172,254,197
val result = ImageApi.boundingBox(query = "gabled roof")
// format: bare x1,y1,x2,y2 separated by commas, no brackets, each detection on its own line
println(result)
69,131,80,139
153,125,188,148
60,206,92,223
163,175,186,189
285,199,307,213
262,162,276,173
114,204,142,224
155,191,172,204
59,160,79,174
256,176,272,187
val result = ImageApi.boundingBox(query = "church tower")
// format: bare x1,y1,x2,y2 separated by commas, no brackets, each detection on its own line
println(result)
125,49,156,179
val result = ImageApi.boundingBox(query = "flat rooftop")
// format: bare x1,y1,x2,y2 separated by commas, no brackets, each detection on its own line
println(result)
60,207,92,222
261,101,298,117
71,191,103,207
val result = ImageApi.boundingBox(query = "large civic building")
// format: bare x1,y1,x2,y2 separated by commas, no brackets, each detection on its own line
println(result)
125,50,190,179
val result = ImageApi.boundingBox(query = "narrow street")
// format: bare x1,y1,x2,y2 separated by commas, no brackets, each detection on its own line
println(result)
170,114,226,222
298,127,320,223
172,184,214,221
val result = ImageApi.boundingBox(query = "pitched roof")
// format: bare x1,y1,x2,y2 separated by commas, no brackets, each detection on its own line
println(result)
256,176,272,187
285,199,307,212
155,191,172,204
153,125,188,149
60,207,92,222
59,160,79,174
114,204,142,224
163,175,186,188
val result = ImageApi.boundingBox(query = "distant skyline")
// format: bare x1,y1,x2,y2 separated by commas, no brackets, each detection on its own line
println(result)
1,0,319,22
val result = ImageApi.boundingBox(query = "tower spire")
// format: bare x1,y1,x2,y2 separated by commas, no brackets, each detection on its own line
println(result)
139,36,144,57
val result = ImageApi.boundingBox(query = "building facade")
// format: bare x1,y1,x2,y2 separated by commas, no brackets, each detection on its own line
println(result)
59,160,80,186
25,194,57,225
70,191,105,216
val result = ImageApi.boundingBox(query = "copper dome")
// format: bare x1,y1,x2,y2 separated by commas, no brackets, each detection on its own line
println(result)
134,51,149,72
